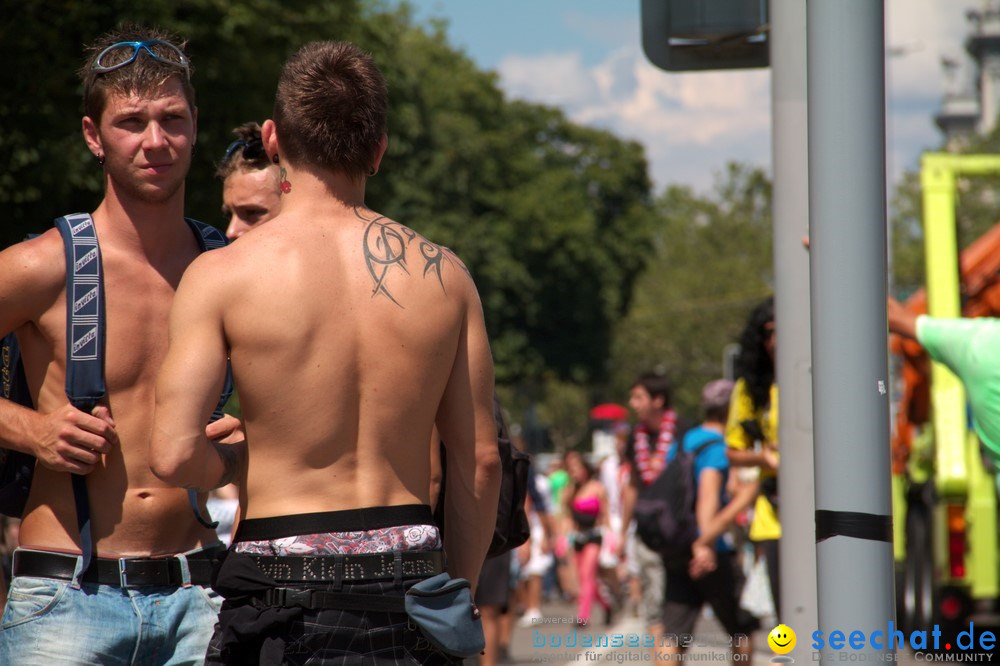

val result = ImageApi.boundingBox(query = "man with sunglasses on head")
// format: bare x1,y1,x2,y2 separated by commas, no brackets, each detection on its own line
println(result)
0,25,236,664
216,122,282,241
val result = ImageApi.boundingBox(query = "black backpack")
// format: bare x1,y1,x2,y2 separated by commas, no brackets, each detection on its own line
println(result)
0,213,232,570
633,436,720,566
434,395,531,559
486,396,531,558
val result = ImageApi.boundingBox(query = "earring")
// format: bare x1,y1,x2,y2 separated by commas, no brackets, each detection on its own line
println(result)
272,154,280,165
97,154,105,167
369,166,376,177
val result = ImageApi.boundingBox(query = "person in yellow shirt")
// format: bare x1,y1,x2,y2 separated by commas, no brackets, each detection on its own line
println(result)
725,296,781,618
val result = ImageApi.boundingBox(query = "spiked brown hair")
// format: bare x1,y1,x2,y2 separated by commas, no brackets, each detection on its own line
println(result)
273,41,388,180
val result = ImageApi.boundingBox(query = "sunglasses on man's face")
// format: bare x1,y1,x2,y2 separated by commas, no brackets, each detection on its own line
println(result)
91,40,190,78
222,138,267,165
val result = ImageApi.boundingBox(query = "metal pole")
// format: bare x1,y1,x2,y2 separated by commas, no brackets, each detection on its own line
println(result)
770,0,817,655
807,0,896,661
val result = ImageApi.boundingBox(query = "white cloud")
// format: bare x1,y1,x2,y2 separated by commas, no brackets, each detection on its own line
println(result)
499,46,770,192
497,52,600,108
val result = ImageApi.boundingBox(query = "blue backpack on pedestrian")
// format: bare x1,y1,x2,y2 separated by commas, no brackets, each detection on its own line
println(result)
633,437,721,566
0,213,232,569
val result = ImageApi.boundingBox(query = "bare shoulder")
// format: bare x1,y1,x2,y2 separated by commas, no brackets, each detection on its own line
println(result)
0,229,67,323
0,228,66,286
188,238,237,273
176,239,245,298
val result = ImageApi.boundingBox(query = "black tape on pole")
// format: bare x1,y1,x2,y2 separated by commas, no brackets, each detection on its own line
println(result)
815,509,892,544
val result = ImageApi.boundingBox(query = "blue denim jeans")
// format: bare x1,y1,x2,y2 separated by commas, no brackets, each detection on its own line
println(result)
0,565,222,665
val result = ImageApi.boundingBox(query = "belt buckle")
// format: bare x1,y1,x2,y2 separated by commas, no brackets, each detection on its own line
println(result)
118,558,133,588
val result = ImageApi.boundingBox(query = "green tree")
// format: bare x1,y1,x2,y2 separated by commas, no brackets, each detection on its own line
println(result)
534,376,591,453
362,14,656,387
889,169,925,298
607,163,774,418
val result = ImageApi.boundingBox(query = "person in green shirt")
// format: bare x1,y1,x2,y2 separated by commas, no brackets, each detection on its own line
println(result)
888,297,1000,466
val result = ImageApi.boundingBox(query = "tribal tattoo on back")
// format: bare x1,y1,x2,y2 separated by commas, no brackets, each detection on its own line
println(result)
355,207,467,307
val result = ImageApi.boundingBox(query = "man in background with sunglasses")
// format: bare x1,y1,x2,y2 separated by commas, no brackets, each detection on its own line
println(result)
216,122,282,241
0,25,236,664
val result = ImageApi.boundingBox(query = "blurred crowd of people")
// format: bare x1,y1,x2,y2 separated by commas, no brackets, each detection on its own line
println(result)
474,296,780,665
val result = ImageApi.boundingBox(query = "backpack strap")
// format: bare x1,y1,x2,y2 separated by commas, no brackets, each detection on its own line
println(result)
57,214,106,409
55,213,105,575
690,435,725,459
185,217,228,251
183,218,233,529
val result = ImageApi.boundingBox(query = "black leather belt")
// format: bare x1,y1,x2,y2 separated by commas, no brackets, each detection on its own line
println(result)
12,548,219,587
248,551,444,583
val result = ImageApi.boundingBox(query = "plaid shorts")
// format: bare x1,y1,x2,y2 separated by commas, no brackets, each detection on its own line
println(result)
205,577,460,665
208,507,459,665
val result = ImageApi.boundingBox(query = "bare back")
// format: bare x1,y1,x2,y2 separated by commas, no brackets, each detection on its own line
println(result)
218,208,477,519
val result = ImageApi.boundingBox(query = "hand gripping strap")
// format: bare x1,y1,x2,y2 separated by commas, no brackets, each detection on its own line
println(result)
55,213,104,575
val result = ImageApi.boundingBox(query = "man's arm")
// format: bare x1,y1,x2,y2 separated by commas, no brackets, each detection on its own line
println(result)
435,286,500,588
428,427,443,510
887,297,918,340
151,253,245,492
692,478,759,549
0,235,117,474
689,467,722,579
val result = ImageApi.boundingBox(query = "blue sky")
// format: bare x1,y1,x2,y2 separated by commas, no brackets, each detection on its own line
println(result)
411,0,636,69
408,0,986,195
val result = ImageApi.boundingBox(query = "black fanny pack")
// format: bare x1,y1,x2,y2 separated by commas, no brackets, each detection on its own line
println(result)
213,550,484,659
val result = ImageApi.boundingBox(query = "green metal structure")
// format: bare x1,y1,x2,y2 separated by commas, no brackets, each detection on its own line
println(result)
895,152,1000,633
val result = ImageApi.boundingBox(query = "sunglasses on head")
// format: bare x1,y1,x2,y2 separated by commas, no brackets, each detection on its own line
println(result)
91,40,190,78
222,138,267,165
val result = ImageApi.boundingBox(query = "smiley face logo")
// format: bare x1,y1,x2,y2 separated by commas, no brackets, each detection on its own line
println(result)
767,624,796,655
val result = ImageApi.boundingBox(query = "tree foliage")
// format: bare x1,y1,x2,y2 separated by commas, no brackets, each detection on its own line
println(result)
366,14,655,384
888,169,925,298
606,163,774,418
